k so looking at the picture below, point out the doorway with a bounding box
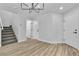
[26,20,39,39]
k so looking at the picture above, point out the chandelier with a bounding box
[20,3,44,13]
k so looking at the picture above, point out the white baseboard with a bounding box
[17,38,27,43]
[36,38,63,44]
[65,42,79,50]
[0,43,1,47]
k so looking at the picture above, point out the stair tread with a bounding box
[3,28,11,29]
[2,31,14,32]
[2,29,13,31]
[3,29,12,30]
[2,39,17,46]
[2,39,16,42]
[2,34,14,36]
[2,34,15,37]
[2,36,16,38]
[2,38,16,42]
[2,32,14,34]
[2,36,15,38]
[2,37,16,40]
[3,27,11,28]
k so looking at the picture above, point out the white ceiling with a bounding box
[0,3,79,18]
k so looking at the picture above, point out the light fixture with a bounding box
[20,3,44,13]
[59,6,64,10]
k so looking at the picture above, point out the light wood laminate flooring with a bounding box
[0,39,79,56]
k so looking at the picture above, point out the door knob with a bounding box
[73,32,77,34]
[75,29,77,31]
[73,29,77,34]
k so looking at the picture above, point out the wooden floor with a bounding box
[0,39,79,56]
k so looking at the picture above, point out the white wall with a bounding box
[0,10,13,26]
[11,14,19,42]
[36,13,64,43]
[16,14,27,42]
[11,13,27,42]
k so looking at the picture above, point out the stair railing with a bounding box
[0,16,3,47]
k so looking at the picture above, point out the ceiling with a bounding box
[0,3,79,18]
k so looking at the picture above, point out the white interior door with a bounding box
[26,20,39,39]
[32,21,39,39]
[26,20,32,38]
[64,13,79,48]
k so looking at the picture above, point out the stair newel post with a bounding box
[0,17,2,47]
[0,28,1,47]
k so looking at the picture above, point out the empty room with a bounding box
[0,3,79,56]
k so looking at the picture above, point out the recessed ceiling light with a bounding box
[59,6,63,10]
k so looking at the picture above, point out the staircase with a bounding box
[1,25,17,46]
